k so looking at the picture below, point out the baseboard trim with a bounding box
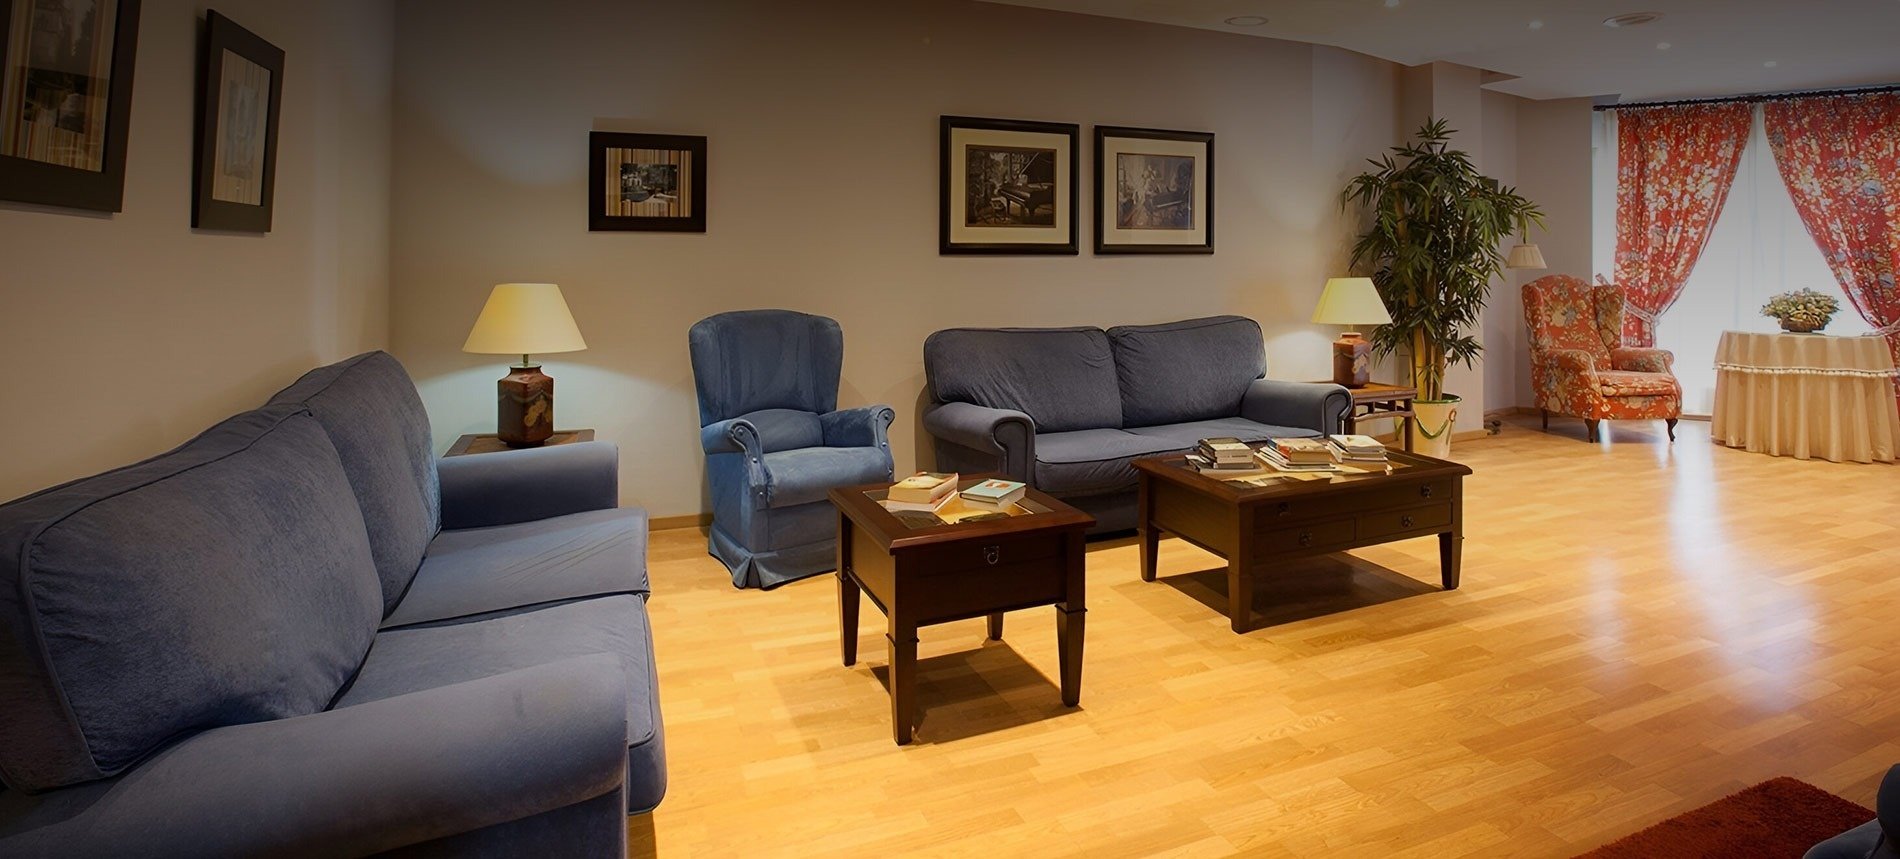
[650,512,712,532]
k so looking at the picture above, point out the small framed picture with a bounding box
[589,131,706,232]
[0,0,143,212]
[940,115,1078,255]
[192,10,283,232]
[1094,126,1213,254]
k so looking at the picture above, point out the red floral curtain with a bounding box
[1763,92,1900,370]
[1614,103,1753,345]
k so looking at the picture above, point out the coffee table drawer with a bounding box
[906,531,1063,577]
[1255,519,1356,553]
[1358,502,1452,540]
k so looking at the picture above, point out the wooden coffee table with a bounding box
[829,478,1095,745]
[1134,447,1471,633]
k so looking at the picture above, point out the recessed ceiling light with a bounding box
[1764,60,1778,67]
[1529,19,1544,29]
[1603,12,1662,27]
[1223,14,1268,26]
[1656,41,1671,50]
[1384,0,1401,7]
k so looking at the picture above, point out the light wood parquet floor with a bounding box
[633,417,1900,857]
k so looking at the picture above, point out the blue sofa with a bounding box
[922,316,1351,532]
[689,310,896,589]
[0,352,663,857]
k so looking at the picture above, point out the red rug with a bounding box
[1578,777,1872,858]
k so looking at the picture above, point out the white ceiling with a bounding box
[979,0,1900,102]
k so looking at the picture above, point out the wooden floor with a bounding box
[634,417,1900,857]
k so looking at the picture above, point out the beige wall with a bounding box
[0,0,394,502]
[1510,97,1599,408]
[390,0,1403,519]
[1480,88,1524,415]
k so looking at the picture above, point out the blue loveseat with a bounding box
[0,352,662,857]
[923,316,1351,532]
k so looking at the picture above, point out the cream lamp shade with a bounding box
[462,283,588,360]
[1506,243,1548,270]
[1311,277,1393,326]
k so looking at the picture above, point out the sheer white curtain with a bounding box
[1592,108,1871,416]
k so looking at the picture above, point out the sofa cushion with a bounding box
[338,595,665,812]
[737,408,824,453]
[926,327,1122,432]
[1107,316,1267,427]
[1122,417,1321,449]
[1596,371,1679,398]
[762,446,893,509]
[382,508,651,630]
[1032,429,1180,496]
[0,406,382,792]
[269,352,440,616]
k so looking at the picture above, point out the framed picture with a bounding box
[589,131,706,232]
[1094,126,1213,254]
[940,115,1078,255]
[192,10,282,232]
[0,0,142,212]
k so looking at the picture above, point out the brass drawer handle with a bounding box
[984,545,1000,565]
[1276,502,1290,517]
[1401,515,1415,528]
[1419,485,1434,499]
[1298,531,1313,547]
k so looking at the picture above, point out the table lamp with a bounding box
[462,283,587,447]
[1311,277,1393,388]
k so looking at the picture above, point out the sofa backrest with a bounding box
[270,351,439,614]
[925,327,1123,433]
[1107,316,1266,427]
[689,310,843,426]
[0,406,383,793]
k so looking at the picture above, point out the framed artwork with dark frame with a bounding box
[589,131,706,232]
[0,0,143,212]
[1094,126,1214,255]
[940,115,1078,255]
[192,10,282,232]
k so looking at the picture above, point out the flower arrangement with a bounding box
[1760,288,1841,333]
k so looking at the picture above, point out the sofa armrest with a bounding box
[0,655,630,858]
[438,441,620,530]
[1241,379,1351,435]
[922,402,1035,482]
[821,405,896,449]
[700,417,763,457]
[1540,348,1603,382]
[1611,347,1674,375]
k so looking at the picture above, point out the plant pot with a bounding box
[1410,395,1461,458]
[1778,318,1827,334]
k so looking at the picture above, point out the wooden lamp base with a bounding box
[1332,332,1372,388]
[497,364,554,447]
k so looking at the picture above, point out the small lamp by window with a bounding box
[463,283,587,447]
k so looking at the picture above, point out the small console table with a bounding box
[1712,331,1897,463]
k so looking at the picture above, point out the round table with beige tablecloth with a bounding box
[1712,331,1899,463]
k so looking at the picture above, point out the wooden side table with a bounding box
[444,428,595,457]
[1313,382,1417,452]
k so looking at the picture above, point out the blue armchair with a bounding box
[689,310,895,589]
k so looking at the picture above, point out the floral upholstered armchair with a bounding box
[1523,275,1682,443]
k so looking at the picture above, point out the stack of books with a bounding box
[1326,434,1388,464]
[960,478,1027,511]
[884,472,958,512]
[1259,438,1342,473]
[1187,437,1270,477]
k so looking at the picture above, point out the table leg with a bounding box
[1402,399,1415,452]
[1057,605,1085,706]
[1138,474,1159,582]
[1228,528,1255,634]
[838,513,859,666]
[987,612,1004,641]
[1439,528,1462,590]
[888,619,918,745]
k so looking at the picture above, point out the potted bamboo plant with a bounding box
[1342,119,1542,456]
